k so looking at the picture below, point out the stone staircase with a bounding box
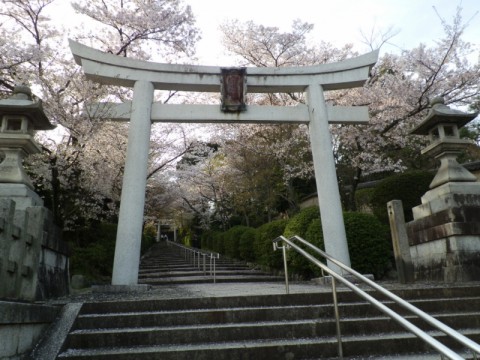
[43,242,480,359]
[53,285,480,359]
[138,242,284,285]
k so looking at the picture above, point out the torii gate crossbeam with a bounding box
[70,40,378,286]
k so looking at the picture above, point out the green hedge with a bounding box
[254,219,288,269]
[344,212,391,278]
[283,206,321,277]
[304,218,324,276]
[283,206,320,238]
[68,223,117,281]
[141,223,157,255]
[239,227,257,261]
[67,222,157,283]
[199,205,391,280]
[200,230,211,250]
[355,187,375,213]
[223,225,251,258]
[370,170,433,223]
[281,207,391,279]
[211,231,225,254]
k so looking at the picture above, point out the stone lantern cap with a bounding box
[0,85,55,130]
[410,97,478,135]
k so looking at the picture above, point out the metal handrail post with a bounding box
[213,254,217,283]
[282,245,289,294]
[331,277,343,358]
[273,239,290,294]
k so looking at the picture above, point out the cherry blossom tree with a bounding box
[0,0,200,229]
[333,7,480,208]
[2,1,478,233]
[215,11,480,213]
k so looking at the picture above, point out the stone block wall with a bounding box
[0,301,59,360]
[407,205,480,282]
[0,199,69,302]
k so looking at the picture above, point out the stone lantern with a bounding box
[402,97,480,282]
[411,97,478,189]
[0,85,55,208]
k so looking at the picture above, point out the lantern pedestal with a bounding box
[0,183,43,210]
[407,180,480,282]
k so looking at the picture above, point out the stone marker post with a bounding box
[387,200,414,283]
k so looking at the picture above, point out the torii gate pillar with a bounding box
[307,84,350,267]
[70,40,378,285]
[111,81,153,285]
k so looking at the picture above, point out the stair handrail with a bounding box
[273,235,480,360]
[166,240,220,282]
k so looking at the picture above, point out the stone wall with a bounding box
[0,199,69,302]
[0,301,60,360]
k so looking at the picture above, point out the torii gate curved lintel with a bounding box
[69,40,378,286]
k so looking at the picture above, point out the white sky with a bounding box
[186,0,480,65]
[48,0,480,65]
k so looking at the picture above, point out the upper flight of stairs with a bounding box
[138,242,284,285]
[54,284,480,359]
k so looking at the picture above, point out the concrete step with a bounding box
[138,275,284,285]
[55,289,480,359]
[65,312,480,350]
[57,327,480,359]
[53,241,480,359]
[138,267,257,276]
[58,337,340,359]
[72,299,480,331]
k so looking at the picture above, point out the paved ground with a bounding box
[46,281,323,304]
[45,279,480,305]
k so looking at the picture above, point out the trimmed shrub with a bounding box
[201,230,214,250]
[254,219,288,269]
[370,170,434,224]
[239,227,257,261]
[68,223,117,282]
[68,222,159,283]
[304,219,325,276]
[283,206,321,277]
[355,187,375,213]
[141,223,157,255]
[283,206,320,238]
[224,225,251,259]
[298,212,391,279]
[211,231,225,254]
[344,212,391,279]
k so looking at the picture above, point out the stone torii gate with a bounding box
[70,40,378,286]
